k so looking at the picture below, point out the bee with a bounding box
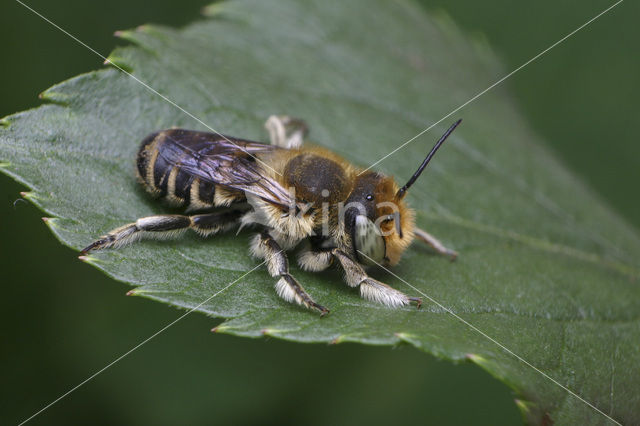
[82,115,460,315]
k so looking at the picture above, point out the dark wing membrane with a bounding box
[156,129,294,209]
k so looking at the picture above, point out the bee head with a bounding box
[344,172,414,267]
[344,119,461,266]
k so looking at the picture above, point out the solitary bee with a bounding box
[83,116,460,315]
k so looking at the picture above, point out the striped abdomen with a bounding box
[136,129,244,211]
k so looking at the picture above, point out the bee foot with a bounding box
[409,297,422,309]
[311,302,330,317]
[80,238,110,254]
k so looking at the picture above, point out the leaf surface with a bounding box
[1,0,639,423]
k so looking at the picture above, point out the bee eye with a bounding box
[365,194,373,201]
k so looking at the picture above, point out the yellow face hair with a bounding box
[371,176,414,266]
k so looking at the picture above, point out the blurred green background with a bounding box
[1,0,637,424]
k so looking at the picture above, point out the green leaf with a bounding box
[1,0,639,423]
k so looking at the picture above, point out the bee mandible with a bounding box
[82,116,461,315]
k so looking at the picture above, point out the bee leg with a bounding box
[81,209,245,253]
[264,115,308,149]
[297,247,333,272]
[331,249,422,308]
[251,232,329,316]
[414,228,458,261]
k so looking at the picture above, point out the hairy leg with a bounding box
[297,247,333,272]
[82,209,246,253]
[264,115,308,149]
[250,231,329,315]
[332,249,421,308]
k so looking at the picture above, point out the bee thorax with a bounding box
[245,193,315,240]
[284,153,351,204]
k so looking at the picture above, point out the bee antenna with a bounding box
[396,119,462,199]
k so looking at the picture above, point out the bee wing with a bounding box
[156,129,294,210]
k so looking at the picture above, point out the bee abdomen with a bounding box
[136,131,211,209]
[136,130,243,210]
[188,178,217,210]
